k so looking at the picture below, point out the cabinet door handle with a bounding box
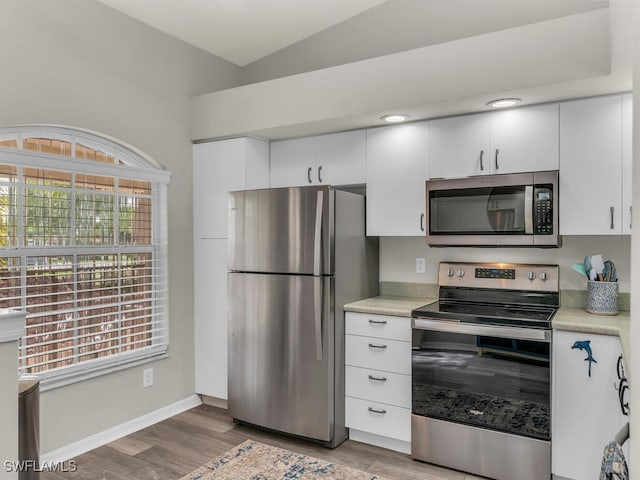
[630,206,632,230]
[368,343,387,349]
[368,407,387,414]
[307,167,313,184]
[368,375,387,382]
[317,166,323,183]
[368,319,387,325]
[420,213,425,232]
[610,206,615,230]
[495,149,500,170]
[480,150,484,171]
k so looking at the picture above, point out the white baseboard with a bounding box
[348,429,411,455]
[40,394,202,463]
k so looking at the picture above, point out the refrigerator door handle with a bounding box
[314,276,323,361]
[313,190,324,276]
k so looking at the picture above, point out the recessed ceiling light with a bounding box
[487,98,521,109]
[381,114,408,123]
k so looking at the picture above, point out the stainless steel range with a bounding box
[411,262,558,480]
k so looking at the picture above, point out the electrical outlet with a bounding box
[416,257,426,274]
[143,368,153,388]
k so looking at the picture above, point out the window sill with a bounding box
[38,352,170,393]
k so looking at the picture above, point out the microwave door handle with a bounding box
[524,185,534,234]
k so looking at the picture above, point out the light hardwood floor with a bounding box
[40,404,486,480]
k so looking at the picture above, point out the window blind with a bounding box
[0,128,170,384]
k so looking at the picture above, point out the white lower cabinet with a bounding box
[194,238,228,398]
[345,397,410,442]
[345,312,411,451]
[552,330,628,480]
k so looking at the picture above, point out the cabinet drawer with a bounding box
[345,335,411,375]
[346,366,410,408]
[345,396,410,442]
[345,312,411,342]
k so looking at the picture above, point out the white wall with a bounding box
[0,0,241,453]
[380,236,631,292]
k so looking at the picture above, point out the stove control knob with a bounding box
[527,271,536,281]
[456,269,465,278]
[539,272,548,281]
[445,269,454,277]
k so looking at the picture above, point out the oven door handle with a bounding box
[412,318,551,343]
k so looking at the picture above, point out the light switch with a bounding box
[416,257,426,274]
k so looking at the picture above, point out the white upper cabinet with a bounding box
[622,93,633,234]
[560,95,623,235]
[270,130,366,187]
[490,103,559,174]
[366,122,429,236]
[269,136,316,188]
[193,137,270,239]
[429,113,491,178]
[429,103,559,178]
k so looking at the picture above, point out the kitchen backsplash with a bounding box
[379,235,631,293]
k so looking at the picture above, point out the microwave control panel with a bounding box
[534,186,553,234]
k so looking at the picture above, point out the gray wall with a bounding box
[0,341,18,480]
[380,236,631,292]
[239,0,606,86]
[0,0,241,453]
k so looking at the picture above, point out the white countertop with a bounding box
[344,296,437,317]
[553,307,630,364]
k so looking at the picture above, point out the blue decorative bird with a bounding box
[572,340,597,377]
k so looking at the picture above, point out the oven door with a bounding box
[411,318,552,480]
[412,318,551,440]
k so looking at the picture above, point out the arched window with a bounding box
[0,126,170,387]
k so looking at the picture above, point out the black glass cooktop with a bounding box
[412,300,555,329]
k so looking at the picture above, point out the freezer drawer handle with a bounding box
[368,343,387,349]
[368,319,387,325]
[368,407,387,415]
[368,375,387,382]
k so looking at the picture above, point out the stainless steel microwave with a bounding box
[426,171,559,247]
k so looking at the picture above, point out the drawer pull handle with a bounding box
[368,407,387,414]
[368,343,387,349]
[368,319,387,325]
[368,375,387,382]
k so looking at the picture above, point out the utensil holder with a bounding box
[587,280,619,315]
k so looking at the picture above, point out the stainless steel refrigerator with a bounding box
[228,185,378,447]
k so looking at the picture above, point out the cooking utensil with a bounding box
[584,256,592,275]
[591,254,605,277]
[603,260,617,282]
[572,263,587,276]
[589,268,598,281]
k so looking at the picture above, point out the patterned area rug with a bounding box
[181,440,387,480]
